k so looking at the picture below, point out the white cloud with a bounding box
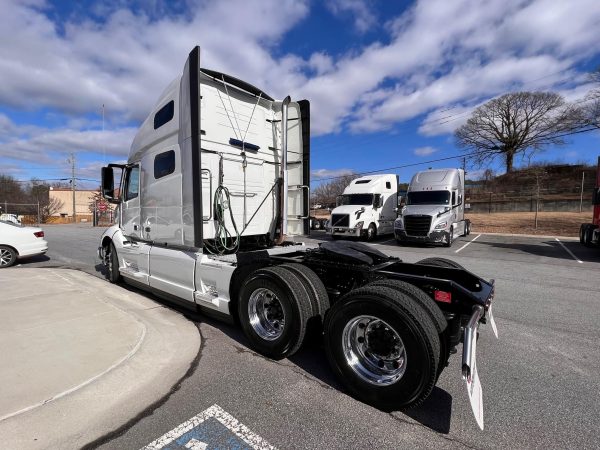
[311,168,355,179]
[413,146,437,156]
[1,0,600,172]
[326,0,377,33]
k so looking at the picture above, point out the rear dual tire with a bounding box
[324,285,440,410]
[238,265,325,359]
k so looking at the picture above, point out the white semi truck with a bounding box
[395,168,471,247]
[326,174,399,241]
[98,46,496,425]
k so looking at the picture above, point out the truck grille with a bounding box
[331,214,349,227]
[404,215,432,236]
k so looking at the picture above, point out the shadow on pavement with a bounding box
[14,254,51,266]
[190,310,453,434]
[478,238,600,263]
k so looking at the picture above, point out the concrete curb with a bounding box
[0,268,201,450]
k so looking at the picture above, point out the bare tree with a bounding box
[312,173,357,207]
[40,197,64,223]
[583,69,600,129]
[455,92,584,173]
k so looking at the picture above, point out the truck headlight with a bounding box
[435,221,447,230]
[394,219,403,229]
[355,221,364,229]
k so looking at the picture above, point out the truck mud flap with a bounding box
[461,281,498,430]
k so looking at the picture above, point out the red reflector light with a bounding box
[434,290,452,303]
[34,231,44,238]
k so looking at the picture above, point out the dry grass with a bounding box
[466,211,592,237]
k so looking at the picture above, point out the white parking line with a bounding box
[142,404,276,450]
[455,234,481,253]
[555,238,583,264]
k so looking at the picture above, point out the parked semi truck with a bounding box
[326,174,399,241]
[579,156,600,248]
[395,168,471,247]
[98,46,496,428]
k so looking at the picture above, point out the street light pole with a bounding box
[69,152,77,223]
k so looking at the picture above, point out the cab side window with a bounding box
[124,166,140,201]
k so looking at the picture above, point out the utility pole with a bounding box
[70,152,76,223]
[579,171,585,213]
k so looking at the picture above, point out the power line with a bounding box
[311,126,599,183]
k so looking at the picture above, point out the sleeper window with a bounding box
[154,150,175,179]
[153,100,174,129]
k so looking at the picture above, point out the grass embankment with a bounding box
[466,211,591,237]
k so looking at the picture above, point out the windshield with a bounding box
[407,190,450,205]
[338,194,374,206]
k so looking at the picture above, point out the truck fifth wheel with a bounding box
[98,45,497,428]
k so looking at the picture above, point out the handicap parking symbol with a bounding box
[142,404,275,450]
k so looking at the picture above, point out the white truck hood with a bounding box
[402,205,450,217]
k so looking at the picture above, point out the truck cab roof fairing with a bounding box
[200,68,274,102]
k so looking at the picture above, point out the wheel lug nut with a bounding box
[378,360,385,368]
[357,336,364,343]
[358,323,365,329]
[392,361,400,369]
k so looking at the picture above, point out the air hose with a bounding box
[204,185,240,255]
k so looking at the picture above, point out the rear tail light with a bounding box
[434,290,452,303]
[34,231,44,238]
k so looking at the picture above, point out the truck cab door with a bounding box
[119,164,150,284]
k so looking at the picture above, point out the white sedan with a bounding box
[0,220,48,268]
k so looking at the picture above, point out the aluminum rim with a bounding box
[0,248,14,267]
[342,315,407,386]
[248,288,286,341]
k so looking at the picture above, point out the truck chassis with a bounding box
[100,236,495,420]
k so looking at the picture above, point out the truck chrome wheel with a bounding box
[248,288,286,341]
[342,315,407,386]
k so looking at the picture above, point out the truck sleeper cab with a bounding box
[326,174,399,241]
[99,46,496,427]
[395,168,471,247]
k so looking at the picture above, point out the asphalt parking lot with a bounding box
[9,224,600,449]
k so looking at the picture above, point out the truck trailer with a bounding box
[98,46,496,428]
[395,168,471,247]
[326,174,399,241]
[579,156,600,248]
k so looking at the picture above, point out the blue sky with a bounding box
[1,0,599,189]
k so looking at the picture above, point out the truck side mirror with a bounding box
[101,166,121,204]
[336,195,342,207]
[458,194,463,205]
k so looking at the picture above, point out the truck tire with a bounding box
[580,224,588,244]
[278,263,330,319]
[366,223,377,242]
[416,257,465,271]
[106,242,121,283]
[583,225,596,247]
[462,220,471,237]
[313,220,321,230]
[444,227,453,247]
[366,279,449,379]
[0,245,17,268]
[324,285,440,410]
[239,266,312,359]
[366,280,446,334]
